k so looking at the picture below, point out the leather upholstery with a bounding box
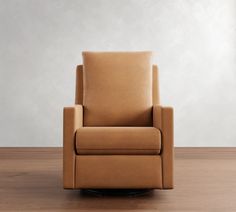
[63,105,83,188]
[75,155,163,188]
[153,105,174,188]
[76,127,161,155]
[82,52,153,126]
[75,64,160,106]
[75,65,83,105]
[152,65,160,105]
[63,51,174,189]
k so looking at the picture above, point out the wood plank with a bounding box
[0,147,235,211]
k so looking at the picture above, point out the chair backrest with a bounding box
[75,52,160,126]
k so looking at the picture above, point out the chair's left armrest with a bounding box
[63,105,83,188]
[153,105,174,189]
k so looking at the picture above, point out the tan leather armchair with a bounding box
[63,52,174,189]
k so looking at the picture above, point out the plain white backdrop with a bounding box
[0,0,236,146]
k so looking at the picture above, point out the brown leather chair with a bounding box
[63,52,174,189]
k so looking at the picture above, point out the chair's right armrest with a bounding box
[153,105,174,189]
[63,105,83,188]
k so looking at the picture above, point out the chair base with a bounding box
[81,189,153,197]
[75,155,163,188]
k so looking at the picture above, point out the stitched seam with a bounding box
[77,149,160,150]
[161,108,164,188]
[73,130,77,188]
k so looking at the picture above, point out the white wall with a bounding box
[0,0,236,147]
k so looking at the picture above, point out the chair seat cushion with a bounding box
[76,127,161,155]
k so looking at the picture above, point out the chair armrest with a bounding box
[63,105,83,188]
[153,105,174,188]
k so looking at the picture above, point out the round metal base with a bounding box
[81,189,153,197]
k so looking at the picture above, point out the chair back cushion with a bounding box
[83,52,153,126]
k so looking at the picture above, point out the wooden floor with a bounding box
[0,148,236,211]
